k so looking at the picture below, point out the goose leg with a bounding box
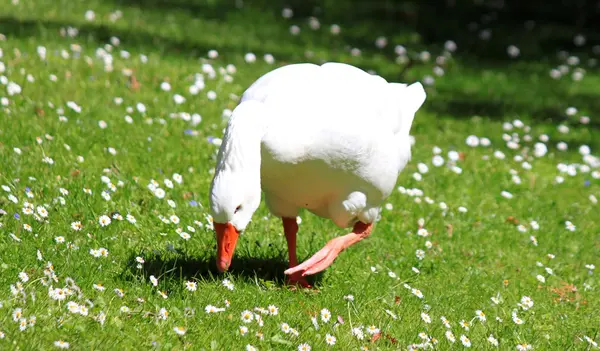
[284,221,373,277]
[282,217,311,288]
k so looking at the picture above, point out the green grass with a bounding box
[1,0,599,349]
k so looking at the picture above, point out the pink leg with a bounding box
[284,221,373,277]
[282,217,311,288]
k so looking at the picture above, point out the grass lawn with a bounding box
[0,0,599,349]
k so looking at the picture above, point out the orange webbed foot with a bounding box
[284,236,345,277]
[284,222,373,277]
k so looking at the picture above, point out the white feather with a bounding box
[209,62,426,231]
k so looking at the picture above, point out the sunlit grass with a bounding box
[0,0,599,349]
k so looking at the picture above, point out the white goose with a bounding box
[209,62,426,287]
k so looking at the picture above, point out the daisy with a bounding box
[411,288,424,298]
[421,312,431,323]
[67,301,80,313]
[170,215,180,224]
[18,272,29,282]
[158,308,168,320]
[12,308,23,321]
[491,294,502,305]
[222,279,234,290]
[149,275,158,286]
[154,188,166,198]
[267,305,278,315]
[512,311,524,325]
[516,343,532,351]
[488,334,499,347]
[352,326,364,340]
[440,316,451,328]
[460,320,470,330]
[241,310,254,323]
[246,345,257,351]
[460,335,471,347]
[71,221,82,231]
[281,323,291,333]
[173,173,183,184]
[298,343,311,351]
[445,330,456,343]
[415,249,425,260]
[98,215,111,227]
[160,216,170,224]
[37,206,48,217]
[475,310,486,322]
[320,308,331,322]
[417,228,429,237]
[254,307,268,315]
[126,214,136,223]
[180,232,191,240]
[520,296,534,310]
[366,325,380,335]
[185,281,197,291]
[239,326,248,336]
[173,326,186,335]
[325,334,336,345]
[54,340,70,349]
[79,306,88,316]
[565,221,576,231]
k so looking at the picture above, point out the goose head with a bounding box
[209,154,262,272]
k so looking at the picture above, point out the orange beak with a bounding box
[214,222,239,272]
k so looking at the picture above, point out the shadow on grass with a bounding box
[3,0,600,136]
[0,16,296,62]
[112,0,238,20]
[123,251,323,288]
[426,89,600,129]
[134,0,600,65]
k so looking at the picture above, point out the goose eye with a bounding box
[234,205,242,214]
